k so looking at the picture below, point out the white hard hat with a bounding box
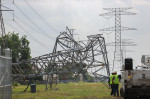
[111,71,117,74]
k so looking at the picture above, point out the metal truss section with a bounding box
[12,27,110,91]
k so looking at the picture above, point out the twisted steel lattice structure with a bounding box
[12,27,110,90]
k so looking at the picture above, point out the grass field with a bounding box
[12,82,122,99]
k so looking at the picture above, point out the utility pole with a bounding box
[0,0,13,54]
[0,0,6,54]
[100,8,136,70]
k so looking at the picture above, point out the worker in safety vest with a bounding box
[112,71,120,96]
[109,71,116,95]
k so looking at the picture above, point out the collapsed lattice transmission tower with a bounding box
[12,27,110,91]
[99,8,136,70]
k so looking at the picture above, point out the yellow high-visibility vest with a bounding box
[110,75,114,84]
[112,75,119,84]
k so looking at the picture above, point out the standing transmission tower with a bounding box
[99,8,136,70]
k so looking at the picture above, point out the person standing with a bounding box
[109,71,115,95]
[112,71,120,96]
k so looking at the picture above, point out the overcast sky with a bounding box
[2,0,150,69]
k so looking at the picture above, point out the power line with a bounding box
[14,20,50,51]
[5,21,23,33]
[14,14,54,39]
[14,3,55,39]
[5,21,52,55]
[24,0,59,34]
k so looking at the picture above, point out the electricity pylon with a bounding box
[100,8,136,70]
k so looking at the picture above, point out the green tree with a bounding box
[0,32,31,73]
[0,32,31,62]
[20,35,31,61]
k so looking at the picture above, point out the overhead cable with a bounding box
[14,14,54,39]
[14,20,50,51]
[14,3,54,39]
[24,0,59,34]
[5,21,23,33]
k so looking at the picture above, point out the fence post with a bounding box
[5,48,12,99]
[0,48,12,99]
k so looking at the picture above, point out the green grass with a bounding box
[12,82,122,99]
